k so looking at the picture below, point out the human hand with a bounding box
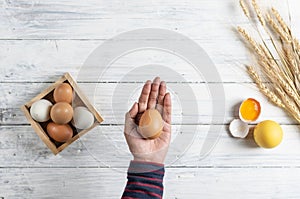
[124,77,172,164]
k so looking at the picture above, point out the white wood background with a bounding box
[1,0,300,198]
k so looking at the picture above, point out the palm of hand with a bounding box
[124,77,172,164]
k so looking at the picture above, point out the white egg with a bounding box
[30,99,53,122]
[72,106,94,129]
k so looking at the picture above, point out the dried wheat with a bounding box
[238,2,300,124]
[276,87,300,122]
[247,66,285,108]
[266,14,291,42]
[271,7,290,34]
[252,0,265,26]
[240,0,250,18]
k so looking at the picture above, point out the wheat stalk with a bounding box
[247,65,285,108]
[238,1,300,123]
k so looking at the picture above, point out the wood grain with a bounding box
[1,0,300,198]
[0,40,251,83]
[1,167,300,199]
[1,125,300,168]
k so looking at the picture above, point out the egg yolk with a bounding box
[240,98,261,121]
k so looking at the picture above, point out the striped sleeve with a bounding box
[121,160,165,199]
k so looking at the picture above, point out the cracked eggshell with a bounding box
[239,98,261,123]
[229,119,249,138]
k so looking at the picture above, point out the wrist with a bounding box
[133,155,165,164]
[128,160,165,174]
[132,159,164,167]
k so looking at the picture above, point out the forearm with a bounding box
[121,161,165,199]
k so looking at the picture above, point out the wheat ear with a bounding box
[252,0,265,26]
[275,87,300,123]
[239,0,250,18]
[247,65,285,108]
[266,14,291,42]
[271,7,290,34]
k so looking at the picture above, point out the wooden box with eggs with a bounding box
[21,73,104,154]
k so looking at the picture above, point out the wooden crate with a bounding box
[21,73,104,154]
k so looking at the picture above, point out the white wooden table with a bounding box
[1,0,300,198]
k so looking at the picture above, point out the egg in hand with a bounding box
[138,109,163,139]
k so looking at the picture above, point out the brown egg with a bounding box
[138,109,163,139]
[53,83,73,104]
[50,102,73,124]
[47,122,73,142]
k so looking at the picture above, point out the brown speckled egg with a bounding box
[138,109,163,139]
[50,102,73,124]
[53,83,73,104]
[47,122,73,142]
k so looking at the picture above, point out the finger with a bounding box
[147,77,161,109]
[157,81,166,106]
[162,93,172,124]
[156,81,166,114]
[129,102,138,119]
[138,80,151,113]
[125,103,142,139]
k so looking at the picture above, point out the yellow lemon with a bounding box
[253,120,283,148]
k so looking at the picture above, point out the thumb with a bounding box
[125,102,139,126]
[125,102,143,139]
[128,102,138,119]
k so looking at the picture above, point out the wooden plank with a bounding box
[0,0,257,40]
[0,0,299,83]
[0,0,298,40]
[0,39,251,83]
[1,125,300,168]
[1,167,300,198]
[0,82,294,125]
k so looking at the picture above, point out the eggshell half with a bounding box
[229,119,249,138]
[239,98,261,123]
